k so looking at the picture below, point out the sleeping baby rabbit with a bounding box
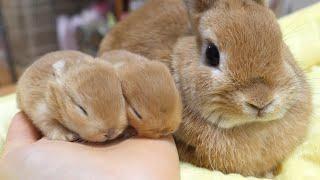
[101,50,182,138]
[17,51,128,142]
[98,0,312,176]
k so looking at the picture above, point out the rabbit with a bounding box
[98,0,191,69]
[98,0,312,177]
[100,50,182,138]
[17,50,128,142]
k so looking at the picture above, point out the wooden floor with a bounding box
[0,85,15,97]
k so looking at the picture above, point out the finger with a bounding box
[2,112,41,156]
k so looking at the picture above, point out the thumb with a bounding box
[2,112,41,156]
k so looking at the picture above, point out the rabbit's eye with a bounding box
[132,107,142,119]
[67,93,88,116]
[77,104,88,116]
[205,43,220,67]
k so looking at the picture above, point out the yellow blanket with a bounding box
[0,3,319,179]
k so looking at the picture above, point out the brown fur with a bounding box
[172,37,311,176]
[101,50,182,138]
[98,0,191,69]
[17,50,127,142]
[98,0,312,176]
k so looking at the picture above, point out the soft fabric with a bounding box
[0,2,319,179]
[0,94,18,154]
[279,3,320,71]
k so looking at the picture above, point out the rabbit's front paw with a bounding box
[47,127,79,141]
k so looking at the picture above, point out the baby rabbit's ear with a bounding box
[46,80,64,109]
[52,60,66,82]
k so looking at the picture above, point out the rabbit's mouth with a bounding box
[216,116,281,129]
[206,108,287,129]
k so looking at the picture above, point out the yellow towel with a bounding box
[279,3,320,70]
[0,3,319,179]
[0,94,18,154]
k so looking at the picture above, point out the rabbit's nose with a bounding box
[245,100,274,117]
[105,128,116,139]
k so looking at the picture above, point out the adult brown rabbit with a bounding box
[98,0,190,69]
[98,0,312,176]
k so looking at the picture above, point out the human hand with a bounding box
[0,113,180,180]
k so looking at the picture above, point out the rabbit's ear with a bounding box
[52,60,66,78]
[52,60,68,85]
[183,0,266,14]
[183,0,216,14]
[182,0,216,34]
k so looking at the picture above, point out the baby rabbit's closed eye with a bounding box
[76,104,88,116]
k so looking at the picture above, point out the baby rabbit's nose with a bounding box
[105,128,115,139]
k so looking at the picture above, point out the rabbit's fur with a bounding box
[99,0,312,176]
[98,0,190,69]
[17,51,127,142]
[101,50,182,138]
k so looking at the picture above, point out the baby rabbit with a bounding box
[17,51,127,142]
[101,50,182,138]
[98,0,312,177]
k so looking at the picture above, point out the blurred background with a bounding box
[0,0,319,96]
